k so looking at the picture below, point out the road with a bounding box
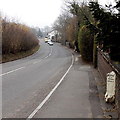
[2,39,72,118]
[2,39,103,118]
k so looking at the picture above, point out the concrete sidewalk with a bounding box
[33,53,103,118]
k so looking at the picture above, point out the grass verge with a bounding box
[1,45,40,63]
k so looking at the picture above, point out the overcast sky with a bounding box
[0,0,115,28]
[0,0,63,28]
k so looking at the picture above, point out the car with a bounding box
[45,37,48,43]
[48,41,53,46]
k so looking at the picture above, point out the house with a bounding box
[47,30,59,42]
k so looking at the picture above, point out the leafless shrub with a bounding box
[2,17,39,54]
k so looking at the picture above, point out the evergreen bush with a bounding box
[78,25,93,62]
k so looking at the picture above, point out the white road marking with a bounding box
[0,67,25,76]
[44,56,49,59]
[33,47,53,64]
[48,47,52,56]
[48,54,51,56]
[27,54,74,119]
[33,60,42,64]
[1,45,53,76]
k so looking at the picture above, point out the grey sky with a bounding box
[98,0,116,6]
[0,0,63,28]
[0,0,115,28]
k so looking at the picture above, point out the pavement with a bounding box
[33,52,104,118]
[2,39,118,119]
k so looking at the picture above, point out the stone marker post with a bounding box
[105,71,116,103]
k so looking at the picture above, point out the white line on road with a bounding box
[48,47,52,57]
[33,47,53,64]
[0,67,25,76]
[44,56,49,59]
[27,54,74,119]
[27,55,74,120]
[33,60,42,64]
[1,45,53,76]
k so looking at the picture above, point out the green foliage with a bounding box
[89,1,120,61]
[78,25,93,62]
[69,1,94,53]
[70,1,80,16]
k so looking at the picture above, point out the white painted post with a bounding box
[105,71,116,103]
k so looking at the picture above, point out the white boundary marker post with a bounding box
[105,71,116,103]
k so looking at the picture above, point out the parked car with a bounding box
[48,41,53,46]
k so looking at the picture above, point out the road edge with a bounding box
[27,54,74,119]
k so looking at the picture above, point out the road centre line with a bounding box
[0,67,25,77]
[27,54,74,119]
[33,60,42,64]
[1,46,53,76]
[2,47,53,75]
[48,47,52,56]
[33,47,52,64]
[44,56,49,59]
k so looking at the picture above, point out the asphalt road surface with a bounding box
[2,39,72,118]
[2,39,103,119]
